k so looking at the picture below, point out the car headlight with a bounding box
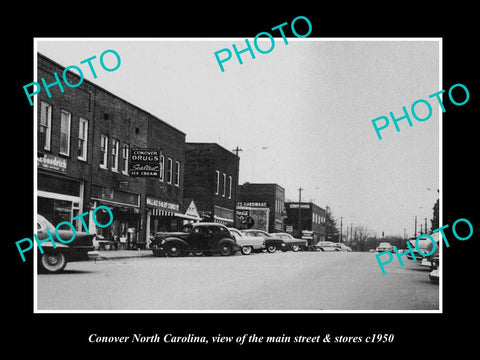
[281,243,285,247]
[160,239,165,245]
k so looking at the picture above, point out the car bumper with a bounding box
[152,246,166,257]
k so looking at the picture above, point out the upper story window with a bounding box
[159,155,165,182]
[122,143,129,175]
[174,161,180,186]
[215,170,220,195]
[59,110,71,156]
[78,118,88,161]
[100,134,108,169]
[39,102,52,151]
[228,176,232,199]
[222,173,226,197]
[111,138,119,172]
[167,158,173,184]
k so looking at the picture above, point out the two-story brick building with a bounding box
[36,53,188,248]
[183,143,239,227]
[284,201,326,245]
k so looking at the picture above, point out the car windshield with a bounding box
[181,224,193,232]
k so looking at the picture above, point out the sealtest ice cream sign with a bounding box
[129,149,161,177]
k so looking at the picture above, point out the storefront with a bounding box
[146,197,202,245]
[37,155,84,230]
[90,185,141,249]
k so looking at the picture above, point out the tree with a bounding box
[325,208,339,242]
[345,225,377,251]
[431,198,439,232]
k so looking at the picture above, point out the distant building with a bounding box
[238,183,285,233]
[284,202,326,245]
[183,143,239,226]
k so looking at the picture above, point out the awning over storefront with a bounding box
[150,208,177,217]
[214,215,234,225]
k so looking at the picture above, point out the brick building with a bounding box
[36,53,189,249]
[237,182,285,233]
[284,202,326,245]
[183,143,239,226]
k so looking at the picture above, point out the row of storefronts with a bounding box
[36,53,200,249]
[36,53,326,247]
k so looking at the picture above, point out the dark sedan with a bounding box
[150,222,240,257]
[37,214,97,273]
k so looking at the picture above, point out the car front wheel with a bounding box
[219,243,234,256]
[291,245,300,252]
[167,244,183,257]
[241,246,253,255]
[39,252,67,273]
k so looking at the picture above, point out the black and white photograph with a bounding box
[7,6,477,354]
[33,38,442,312]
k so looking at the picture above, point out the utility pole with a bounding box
[425,217,428,234]
[325,206,329,241]
[414,215,417,238]
[232,146,242,228]
[297,187,303,238]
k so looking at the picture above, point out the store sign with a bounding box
[146,197,179,212]
[37,154,67,174]
[288,203,311,209]
[129,148,160,177]
[237,201,269,208]
[185,200,200,218]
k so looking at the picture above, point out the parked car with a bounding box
[228,228,264,255]
[272,233,308,252]
[335,243,352,252]
[150,222,240,257]
[241,229,286,253]
[36,214,97,273]
[376,242,394,253]
[317,241,341,251]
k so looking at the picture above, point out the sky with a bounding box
[36,38,440,238]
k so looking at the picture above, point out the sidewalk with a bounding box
[94,249,153,261]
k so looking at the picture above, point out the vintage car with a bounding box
[272,232,308,252]
[227,228,265,255]
[317,241,341,251]
[241,229,286,253]
[150,222,240,257]
[37,214,97,273]
[376,242,394,253]
[335,243,352,252]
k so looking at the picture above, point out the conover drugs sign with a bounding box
[129,148,161,177]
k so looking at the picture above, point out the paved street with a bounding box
[36,251,439,311]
